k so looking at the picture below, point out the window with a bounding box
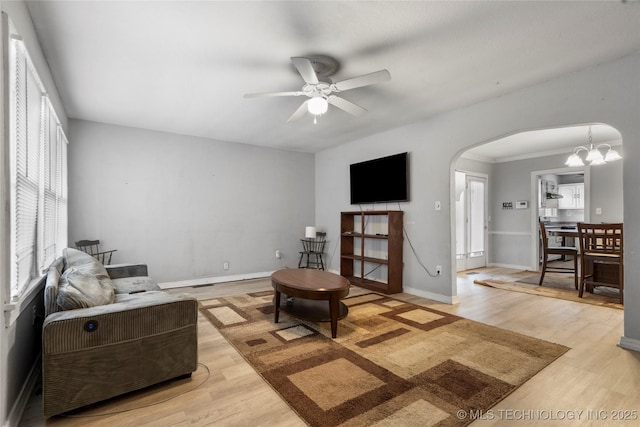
[8,34,68,301]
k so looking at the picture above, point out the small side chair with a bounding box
[75,240,117,265]
[298,232,327,270]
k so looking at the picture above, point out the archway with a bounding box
[450,123,623,297]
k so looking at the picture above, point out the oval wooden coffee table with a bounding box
[271,269,350,338]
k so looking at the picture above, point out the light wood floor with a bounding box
[20,267,640,426]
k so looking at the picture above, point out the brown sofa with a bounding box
[42,248,198,417]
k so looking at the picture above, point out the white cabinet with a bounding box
[558,183,584,209]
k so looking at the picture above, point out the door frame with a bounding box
[529,166,590,270]
[455,170,489,272]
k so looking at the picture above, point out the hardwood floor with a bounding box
[20,268,640,426]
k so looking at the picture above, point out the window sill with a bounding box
[3,276,45,328]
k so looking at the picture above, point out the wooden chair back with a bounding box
[539,222,550,251]
[577,223,623,257]
[75,240,101,255]
[300,232,327,254]
[75,239,117,265]
[577,222,623,304]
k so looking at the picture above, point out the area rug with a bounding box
[474,278,623,310]
[200,292,568,427]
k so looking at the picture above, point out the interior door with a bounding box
[456,172,488,271]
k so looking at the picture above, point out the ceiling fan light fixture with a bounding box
[308,97,328,115]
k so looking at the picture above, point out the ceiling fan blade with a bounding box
[291,57,319,85]
[287,100,309,122]
[327,96,367,116]
[333,69,391,92]
[244,91,303,98]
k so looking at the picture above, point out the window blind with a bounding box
[8,35,68,300]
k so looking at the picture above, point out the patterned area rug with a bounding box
[200,292,568,427]
[475,275,623,310]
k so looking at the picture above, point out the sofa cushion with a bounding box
[57,268,115,310]
[112,276,161,294]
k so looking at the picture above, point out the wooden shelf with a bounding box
[340,210,403,294]
[342,233,389,239]
[340,276,392,293]
[340,254,389,265]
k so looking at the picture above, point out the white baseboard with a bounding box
[403,286,459,305]
[488,262,534,271]
[159,271,273,289]
[618,336,640,352]
[159,270,461,306]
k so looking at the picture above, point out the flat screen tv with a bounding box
[350,152,409,205]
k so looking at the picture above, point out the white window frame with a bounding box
[3,29,68,326]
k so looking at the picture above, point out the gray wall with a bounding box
[316,53,640,347]
[68,120,315,283]
[590,155,624,222]
[487,152,623,269]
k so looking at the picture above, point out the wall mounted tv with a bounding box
[350,152,409,205]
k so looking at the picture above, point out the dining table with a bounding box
[546,225,579,246]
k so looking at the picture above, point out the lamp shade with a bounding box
[307,97,328,115]
[565,153,584,167]
[604,148,622,162]
[305,226,317,238]
[585,146,603,162]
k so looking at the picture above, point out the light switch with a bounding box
[596,207,602,215]
[435,201,441,211]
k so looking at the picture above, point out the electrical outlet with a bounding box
[223,262,229,270]
[436,265,442,275]
[275,249,281,259]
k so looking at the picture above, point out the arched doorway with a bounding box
[452,123,623,295]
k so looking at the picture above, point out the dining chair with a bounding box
[577,223,623,304]
[538,222,578,289]
[75,239,118,265]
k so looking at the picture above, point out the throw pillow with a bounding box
[57,268,115,310]
[64,247,99,268]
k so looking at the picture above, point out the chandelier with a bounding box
[565,125,622,167]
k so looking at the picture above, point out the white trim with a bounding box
[404,286,459,305]
[488,231,531,236]
[3,277,43,328]
[530,165,590,271]
[488,262,533,271]
[618,336,640,353]
[159,271,274,289]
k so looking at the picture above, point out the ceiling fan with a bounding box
[244,56,391,123]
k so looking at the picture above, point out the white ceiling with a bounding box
[25,1,640,153]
